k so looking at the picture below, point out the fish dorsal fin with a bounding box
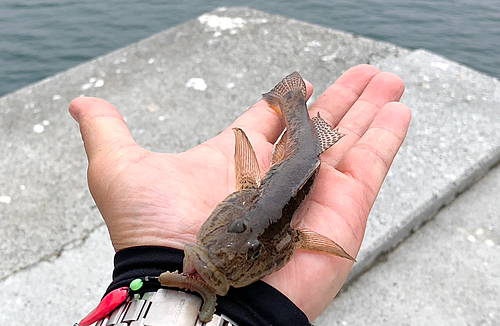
[295,228,356,262]
[311,112,345,154]
[262,72,307,115]
[271,129,294,165]
[233,127,261,190]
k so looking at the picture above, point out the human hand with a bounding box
[69,64,410,321]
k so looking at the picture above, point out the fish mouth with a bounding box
[183,244,230,296]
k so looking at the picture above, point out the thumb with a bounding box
[69,97,137,163]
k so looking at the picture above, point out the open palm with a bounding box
[69,64,410,321]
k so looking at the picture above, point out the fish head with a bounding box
[184,228,294,296]
[183,190,296,295]
[183,243,231,296]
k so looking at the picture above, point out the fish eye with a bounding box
[246,240,261,260]
[250,249,261,259]
[228,219,248,233]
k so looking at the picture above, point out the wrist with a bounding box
[87,288,237,326]
[83,246,310,326]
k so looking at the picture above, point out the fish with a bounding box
[160,72,355,322]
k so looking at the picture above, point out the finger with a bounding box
[69,97,138,163]
[227,79,314,144]
[321,72,406,165]
[202,79,314,166]
[337,102,411,208]
[308,64,382,127]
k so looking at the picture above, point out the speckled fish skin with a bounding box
[183,72,353,297]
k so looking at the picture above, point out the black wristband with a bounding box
[105,246,311,326]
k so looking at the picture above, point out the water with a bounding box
[1,0,499,96]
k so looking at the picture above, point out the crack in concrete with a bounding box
[0,221,106,282]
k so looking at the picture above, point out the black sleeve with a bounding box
[105,246,311,326]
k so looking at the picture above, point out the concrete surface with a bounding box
[354,48,500,281]
[0,226,114,325]
[316,162,500,326]
[0,6,408,281]
[0,7,499,325]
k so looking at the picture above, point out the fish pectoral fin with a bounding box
[312,112,345,154]
[233,127,261,190]
[295,228,356,262]
[262,71,307,115]
[271,129,294,165]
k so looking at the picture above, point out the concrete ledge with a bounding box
[317,158,500,325]
[351,49,500,281]
[0,6,408,280]
[1,7,499,324]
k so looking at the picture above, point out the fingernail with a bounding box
[68,104,80,123]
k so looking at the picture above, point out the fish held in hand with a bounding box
[178,72,355,319]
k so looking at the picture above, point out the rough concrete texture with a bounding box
[351,49,500,281]
[316,162,500,326]
[0,7,499,325]
[0,226,114,325]
[0,6,408,281]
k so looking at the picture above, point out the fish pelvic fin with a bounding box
[295,228,356,262]
[233,127,261,190]
[262,71,307,115]
[312,112,345,154]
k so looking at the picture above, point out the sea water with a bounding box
[0,0,498,96]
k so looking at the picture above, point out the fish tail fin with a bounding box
[262,71,306,115]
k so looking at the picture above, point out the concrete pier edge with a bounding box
[1,7,499,325]
[347,144,500,285]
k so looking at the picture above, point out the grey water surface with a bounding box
[0,0,499,96]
